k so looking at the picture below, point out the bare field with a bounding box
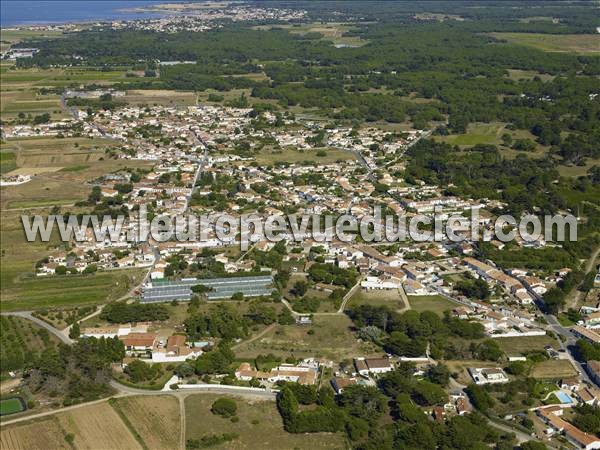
[185,394,347,449]
[123,89,197,106]
[57,402,142,450]
[0,416,70,450]
[347,289,406,310]
[112,396,181,450]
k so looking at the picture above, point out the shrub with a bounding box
[211,398,237,418]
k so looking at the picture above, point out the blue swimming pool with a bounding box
[555,391,574,404]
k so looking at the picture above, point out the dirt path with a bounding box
[179,395,186,450]
[232,323,277,350]
[0,378,21,394]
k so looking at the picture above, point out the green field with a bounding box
[185,394,346,449]
[0,152,17,174]
[490,33,600,54]
[255,146,356,165]
[1,268,146,311]
[440,122,506,146]
[495,335,558,355]
[408,295,457,315]
[0,398,25,416]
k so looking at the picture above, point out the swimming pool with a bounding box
[555,391,574,404]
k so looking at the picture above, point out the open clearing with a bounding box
[111,396,181,450]
[347,288,406,310]
[255,146,356,165]
[185,394,346,449]
[254,22,366,47]
[123,89,197,106]
[408,295,456,315]
[234,314,379,360]
[490,33,600,54]
[57,401,142,450]
[495,335,558,355]
[531,359,578,379]
[1,416,70,450]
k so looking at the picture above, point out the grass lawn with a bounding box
[408,295,456,315]
[489,33,600,54]
[531,359,578,379]
[495,335,558,355]
[0,398,25,416]
[185,394,347,449]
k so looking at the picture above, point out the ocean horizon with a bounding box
[1,1,165,27]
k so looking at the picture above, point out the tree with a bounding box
[411,380,447,406]
[69,322,80,339]
[475,339,503,361]
[211,398,237,418]
[465,384,495,413]
[426,364,450,386]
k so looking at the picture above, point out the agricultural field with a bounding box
[57,401,143,450]
[408,295,456,315]
[234,314,380,360]
[0,151,17,174]
[0,209,147,310]
[530,359,578,379]
[490,33,600,54]
[0,315,59,374]
[0,416,71,450]
[111,396,181,450]
[122,89,197,107]
[185,394,347,450]
[0,137,152,210]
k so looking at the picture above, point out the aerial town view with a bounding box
[0,1,599,449]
